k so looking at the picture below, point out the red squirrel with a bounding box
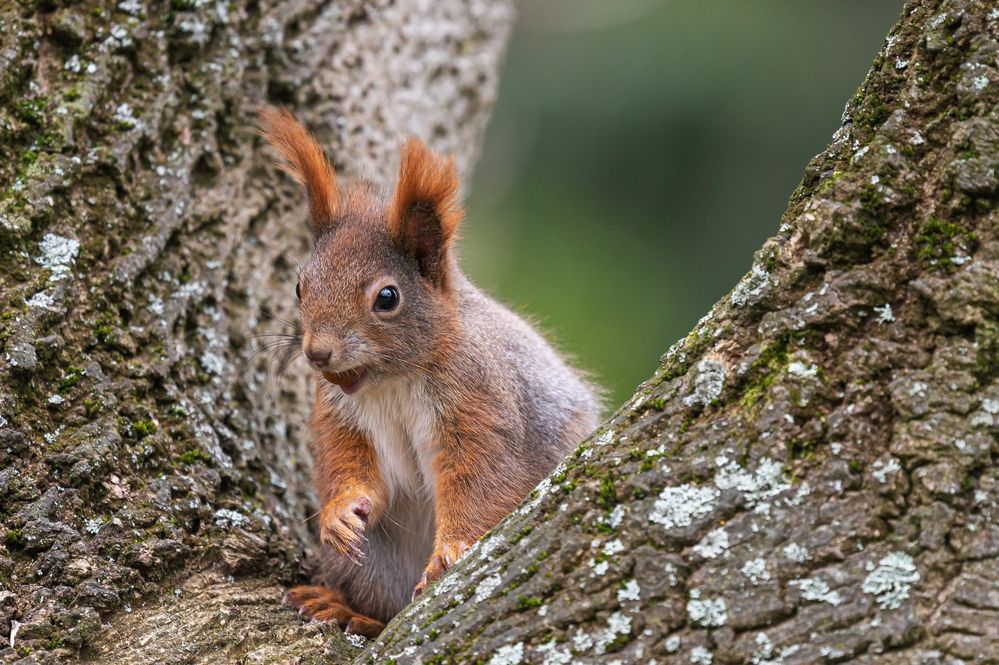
[258,108,602,637]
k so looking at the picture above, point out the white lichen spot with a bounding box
[213,508,249,529]
[665,635,681,653]
[684,358,726,408]
[783,543,810,563]
[535,641,572,665]
[114,103,138,128]
[595,430,615,446]
[862,552,919,610]
[649,484,718,529]
[200,350,225,376]
[971,75,989,92]
[148,294,165,316]
[488,643,524,665]
[687,591,727,627]
[519,473,555,516]
[787,361,819,379]
[617,579,641,603]
[572,629,594,653]
[433,569,463,598]
[174,281,206,300]
[853,145,870,162]
[692,528,729,559]
[596,612,632,653]
[873,303,894,324]
[664,563,679,586]
[108,24,133,48]
[872,457,901,484]
[47,394,65,405]
[176,15,211,45]
[84,518,104,535]
[119,0,143,14]
[741,558,770,585]
[731,263,771,307]
[602,539,624,556]
[474,573,503,603]
[791,577,842,605]
[35,234,80,282]
[895,57,909,69]
[714,457,790,512]
[344,633,367,648]
[25,290,56,309]
[608,504,625,529]
[789,482,810,506]
[751,633,775,665]
[691,645,713,665]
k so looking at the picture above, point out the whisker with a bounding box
[275,351,304,389]
[300,507,323,525]
[246,339,301,365]
[227,292,303,333]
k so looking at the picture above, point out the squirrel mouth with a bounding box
[322,367,367,394]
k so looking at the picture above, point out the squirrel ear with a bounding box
[387,137,463,286]
[258,107,339,233]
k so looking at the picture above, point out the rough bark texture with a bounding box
[0,0,512,662]
[369,1,999,663]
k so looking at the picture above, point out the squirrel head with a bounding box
[258,107,463,394]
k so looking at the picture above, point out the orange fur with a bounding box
[413,400,531,593]
[257,107,339,229]
[310,386,388,560]
[388,137,463,241]
[387,138,464,288]
[284,585,385,638]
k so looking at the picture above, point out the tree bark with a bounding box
[0,0,512,662]
[369,1,999,663]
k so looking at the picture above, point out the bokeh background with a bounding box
[459,0,904,408]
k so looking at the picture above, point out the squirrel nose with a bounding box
[305,348,331,368]
[303,336,333,369]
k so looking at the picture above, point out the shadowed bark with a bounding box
[368,1,999,663]
[0,0,512,662]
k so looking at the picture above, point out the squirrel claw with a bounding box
[319,493,374,565]
[411,540,470,599]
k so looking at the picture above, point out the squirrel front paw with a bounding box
[319,493,374,565]
[412,540,470,599]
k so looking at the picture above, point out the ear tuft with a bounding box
[388,137,463,285]
[258,107,339,230]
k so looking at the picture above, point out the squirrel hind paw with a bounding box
[283,584,385,637]
[283,584,346,608]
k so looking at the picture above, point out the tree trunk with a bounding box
[369,1,999,663]
[0,0,512,662]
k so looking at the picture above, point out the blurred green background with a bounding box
[460,0,904,409]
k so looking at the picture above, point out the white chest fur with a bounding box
[333,376,438,500]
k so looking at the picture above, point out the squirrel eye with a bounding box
[373,286,400,312]
[295,281,301,300]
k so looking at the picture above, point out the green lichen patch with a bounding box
[739,336,793,412]
[915,216,977,269]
